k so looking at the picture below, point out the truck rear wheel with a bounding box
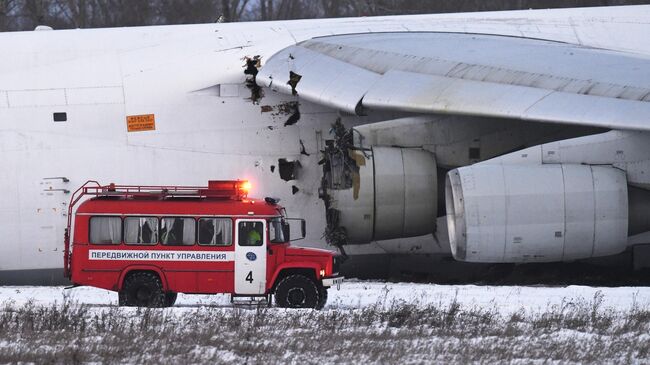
[166,292,178,307]
[119,272,167,308]
[274,274,320,309]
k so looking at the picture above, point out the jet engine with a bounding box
[445,164,629,263]
[322,146,437,244]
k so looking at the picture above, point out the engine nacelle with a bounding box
[446,164,628,263]
[324,147,437,244]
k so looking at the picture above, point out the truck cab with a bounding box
[64,180,343,309]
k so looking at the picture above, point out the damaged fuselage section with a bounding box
[244,55,264,103]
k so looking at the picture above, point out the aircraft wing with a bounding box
[257,32,650,131]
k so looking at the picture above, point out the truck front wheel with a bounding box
[316,286,328,310]
[274,274,320,309]
[119,272,167,308]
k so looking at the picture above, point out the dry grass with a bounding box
[0,293,648,364]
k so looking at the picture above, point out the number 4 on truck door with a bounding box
[235,219,266,295]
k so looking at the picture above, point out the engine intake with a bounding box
[446,164,628,263]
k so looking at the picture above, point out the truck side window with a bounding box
[124,217,158,245]
[239,221,263,246]
[89,217,122,244]
[161,217,195,246]
[198,218,232,246]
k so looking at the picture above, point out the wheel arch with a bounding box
[117,265,168,291]
[270,263,320,292]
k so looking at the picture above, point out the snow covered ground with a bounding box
[2,280,649,315]
[1,281,649,363]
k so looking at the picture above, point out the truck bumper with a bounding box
[322,276,344,288]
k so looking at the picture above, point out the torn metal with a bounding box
[319,118,365,248]
[283,102,300,126]
[322,206,348,248]
[287,71,302,96]
[259,102,300,126]
[278,158,301,181]
[320,118,358,191]
[243,55,263,103]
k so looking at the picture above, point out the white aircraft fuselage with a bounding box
[1,6,649,283]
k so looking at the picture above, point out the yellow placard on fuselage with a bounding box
[126,114,156,132]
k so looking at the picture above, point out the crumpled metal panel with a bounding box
[256,46,380,114]
[258,32,650,129]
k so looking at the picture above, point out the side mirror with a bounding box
[285,218,306,241]
[282,222,290,242]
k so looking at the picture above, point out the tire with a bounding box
[274,274,320,309]
[118,290,128,306]
[316,286,328,310]
[166,292,178,307]
[119,271,167,308]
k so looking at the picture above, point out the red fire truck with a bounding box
[64,180,343,309]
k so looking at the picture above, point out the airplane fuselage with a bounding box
[1,6,649,283]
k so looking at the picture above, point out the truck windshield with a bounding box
[269,217,287,243]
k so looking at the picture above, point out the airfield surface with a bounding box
[1,280,649,363]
